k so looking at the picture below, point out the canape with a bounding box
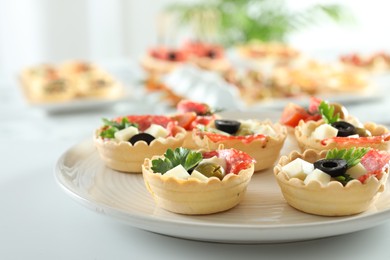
[274,148,390,216]
[142,147,255,214]
[94,115,186,173]
[193,118,287,171]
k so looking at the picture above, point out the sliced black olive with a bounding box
[129,133,155,145]
[206,50,216,59]
[167,52,177,61]
[214,119,241,134]
[331,121,357,137]
[314,159,347,177]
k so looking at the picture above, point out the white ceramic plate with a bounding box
[55,136,390,244]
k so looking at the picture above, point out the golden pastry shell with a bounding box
[142,156,254,215]
[295,119,390,152]
[94,126,186,173]
[193,120,287,172]
[274,149,388,216]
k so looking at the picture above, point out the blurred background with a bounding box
[1,0,389,85]
[1,0,390,115]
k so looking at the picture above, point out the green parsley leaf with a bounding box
[151,148,203,174]
[326,147,370,168]
[319,101,340,124]
[99,117,138,139]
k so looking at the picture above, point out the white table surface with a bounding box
[1,72,390,260]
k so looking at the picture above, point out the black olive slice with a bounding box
[214,119,241,134]
[167,52,177,61]
[331,121,357,137]
[206,50,216,59]
[129,133,155,145]
[314,159,347,177]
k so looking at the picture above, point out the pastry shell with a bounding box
[94,126,186,173]
[274,149,388,216]
[142,157,254,215]
[193,121,287,172]
[295,120,390,152]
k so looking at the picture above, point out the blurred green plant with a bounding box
[165,0,352,46]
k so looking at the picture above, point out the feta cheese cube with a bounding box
[304,169,331,185]
[163,165,190,179]
[144,124,169,139]
[312,124,338,140]
[114,126,139,141]
[346,163,367,179]
[347,117,364,128]
[281,158,314,180]
[252,124,277,137]
[188,170,209,181]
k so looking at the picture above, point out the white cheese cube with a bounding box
[281,158,314,180]
[144,124,169,139]
[347,117,364,128]
[114,126,139,141]
[188,170,209,181]
[239,120,255,130]
[346,163,367,179]
[304,169,331,185]
[347,134,360,138]
[252,124,277,137]
[163,165,190,179]
[312,124,338,140]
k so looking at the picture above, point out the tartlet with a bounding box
[142,147,255,215]
[60,61,123,98]
[20,65,75,103]
[295,119,390,152]
[140,47,188,75]
[274,148,390,216]
[182,41,231,73]
[193,119,287,171]
[94,115,186,173]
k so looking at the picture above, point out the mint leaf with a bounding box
[151,148,203,174]
[319,101,339,124]
[326,147,370,168]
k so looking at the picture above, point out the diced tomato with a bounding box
[280,103,321,127]
[170,112,197,130]
[190,115,215,129]
[308,97,322,114]
[197,131,266,144]
[115,115,175,131]
[358,149,390,183]
[202,148,255,175]
[177,100,210,115]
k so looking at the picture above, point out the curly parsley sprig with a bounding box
[100,117,138,139]
[318,101,339,124]
[151,148,203,174]
[326,147,370,168]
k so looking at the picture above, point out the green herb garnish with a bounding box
[99,117,138,139]
[326,147,370,168]
[334,174,354,186]
[151,148,203,174]
[319,101,340,124]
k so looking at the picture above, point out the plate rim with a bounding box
[54,139,390,243]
